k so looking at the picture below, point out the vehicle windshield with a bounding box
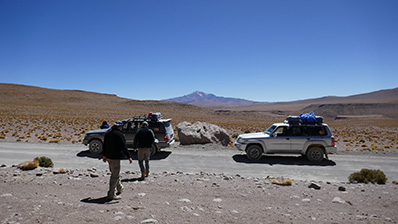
[264,125,277,135]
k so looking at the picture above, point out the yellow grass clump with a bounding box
[17,160,39,171]
[270,177,293,186]
[49,139,60,143]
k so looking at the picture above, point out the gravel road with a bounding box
[1,142,398,182]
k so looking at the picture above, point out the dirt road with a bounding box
[1,142,397,182]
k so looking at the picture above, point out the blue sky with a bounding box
[1,0,397,102]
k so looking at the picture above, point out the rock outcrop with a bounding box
[176,121,231,146]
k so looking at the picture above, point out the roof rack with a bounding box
[284,115,324,125]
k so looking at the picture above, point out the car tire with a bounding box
[89,139,103,154]
[246,145,263,161]
[306,147,324,162]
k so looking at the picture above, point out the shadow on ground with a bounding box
[121,177,145,183]
[76,150,172,160]
[232,154,336,166]
[80,196,119,205]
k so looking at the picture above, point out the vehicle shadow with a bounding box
[232,154,336,166]
[80,196,119,205]
[76,150,172,160]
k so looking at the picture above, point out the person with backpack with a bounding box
[102,121,133,200]
[133,121,156,179]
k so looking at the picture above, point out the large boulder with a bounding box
[177,121,231,146]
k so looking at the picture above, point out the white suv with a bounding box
[234,121,336,162]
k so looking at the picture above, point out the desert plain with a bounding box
[1,83,398,223]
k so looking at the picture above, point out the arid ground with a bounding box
[0,84,398,223]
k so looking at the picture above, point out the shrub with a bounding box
[17,160,39,170]
[348,169,387,184]
[34,156,54,168]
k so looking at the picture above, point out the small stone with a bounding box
[141,218,158,224]
[114,211,124,216]
[301,198,311,203]
[137,193,146,197]
[213,198,222,203]
[338,186,346,191]
[179,198,191,203]
[308,182,321,190]
[90,173,99,178]
[332,197,345,204]
[114,216,122,221]
[180,206,192,212]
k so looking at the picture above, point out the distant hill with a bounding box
[163,91,263,107]
[224,88,398,118]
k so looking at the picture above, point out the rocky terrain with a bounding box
[1,165,397,224]
[1,83,398,223]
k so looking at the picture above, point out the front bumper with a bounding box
[234,142,247,151]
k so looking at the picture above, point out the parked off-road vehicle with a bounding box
[83,113,175,155]
[234,116,336,162]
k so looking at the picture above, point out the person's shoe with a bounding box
[108,195,121,201]
[141,172,146,179]
[116,186,124,195]
[145,172,149,177]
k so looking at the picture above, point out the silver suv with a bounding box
[83,114,175,155]
[234,121,336,162]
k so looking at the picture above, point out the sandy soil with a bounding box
[1,165,397,224]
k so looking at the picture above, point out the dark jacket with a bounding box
[103,126,131,159]
[133,127,155,148]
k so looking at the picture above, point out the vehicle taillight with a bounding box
[164,135,170,142]
[332,137,335,146]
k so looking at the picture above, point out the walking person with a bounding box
[133,121,156,179]
[102,121,133,200]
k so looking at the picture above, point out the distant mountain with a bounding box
[163,91,263,107]
[224,87,398,118]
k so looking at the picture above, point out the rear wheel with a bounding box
[246,145,263,161]
[89,139,103,154]
[306,147,324,162]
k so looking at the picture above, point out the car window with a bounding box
[304,126,327,136]
[274,126,286,135]
[149,122,165,132]
[289,126,303,136]
[265,125,277,134]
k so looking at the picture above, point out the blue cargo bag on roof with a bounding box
[300,112,317,123]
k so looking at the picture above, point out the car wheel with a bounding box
[306,147,324,162]
[246,145,263,161]
[89,139,103,154]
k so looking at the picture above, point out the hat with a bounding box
[142,121,148,127]
[114,121,123,126]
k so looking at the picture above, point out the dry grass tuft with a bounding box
[270,177,293,186]
[17,160,39,171]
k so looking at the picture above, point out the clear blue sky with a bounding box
[1,0,397,102]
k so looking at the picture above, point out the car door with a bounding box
[289,126,307,152]
[122,121,139,147]
[267,126,291,152]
